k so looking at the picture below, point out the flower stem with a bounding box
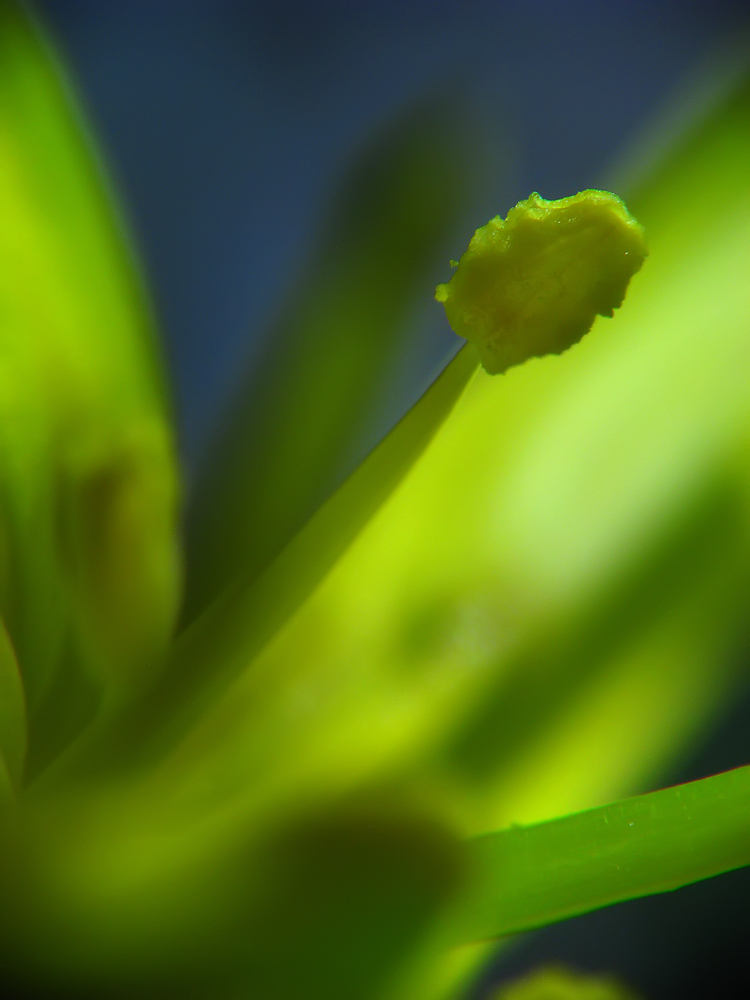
[452,765,750,944]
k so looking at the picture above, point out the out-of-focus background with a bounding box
[29,2,750,997]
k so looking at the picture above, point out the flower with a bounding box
[1,3,750,999]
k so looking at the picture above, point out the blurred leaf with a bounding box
[452,766,750,944]
[0,0,181,770]
[201,804,463,1000]
[0,794,463,1000]
[181,95,490,626]
[62,344,478,776]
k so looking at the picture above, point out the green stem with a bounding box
[452,765,750,944]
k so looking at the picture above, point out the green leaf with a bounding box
[0,0,181,770]
[452,766,750,944]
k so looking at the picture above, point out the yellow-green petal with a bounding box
[0,0,181,767]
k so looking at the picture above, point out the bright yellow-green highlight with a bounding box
[492,966,639,1000]
[436,191,647,374]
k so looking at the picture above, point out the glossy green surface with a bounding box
[456,766,750,943]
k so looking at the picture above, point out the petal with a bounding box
[1,792,463,999]
[0,1,181,769]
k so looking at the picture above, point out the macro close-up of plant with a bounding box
[2,1,750,998]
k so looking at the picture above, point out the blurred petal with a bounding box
[0,1,181,769]
[64,344,477,776]
[1,792,463,1000]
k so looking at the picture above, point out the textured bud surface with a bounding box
[436,190,647,374]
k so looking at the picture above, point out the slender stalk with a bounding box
[452,765,750,944]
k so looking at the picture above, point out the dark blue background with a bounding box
[31,3,750,997]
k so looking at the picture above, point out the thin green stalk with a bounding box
[452,765,750,944]
[40,345,479,784]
